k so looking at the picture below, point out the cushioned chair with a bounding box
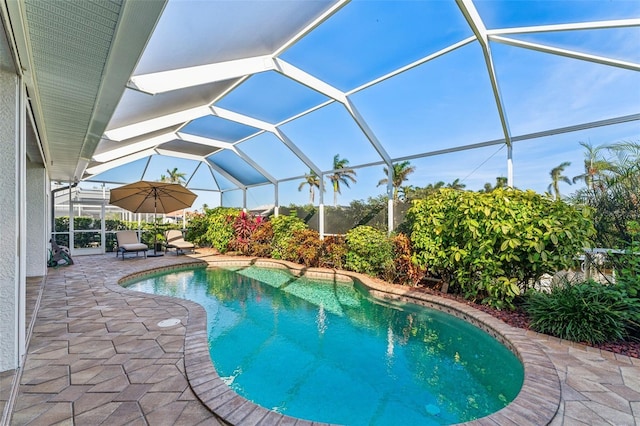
[164,229,195,255]
[116,230,148,260]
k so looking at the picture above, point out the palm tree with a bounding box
[377,161,416,201]
[572,141,611,189]
[446,178,466,190]
[298,170,322,204]
[548,161,572,200]
[162,167,187,184]
[328,154,357,206]
[479,177,507,193]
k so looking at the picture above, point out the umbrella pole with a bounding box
[148,187,164,257]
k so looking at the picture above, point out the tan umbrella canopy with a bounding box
[109,181,197,256]
[109,180,197,214]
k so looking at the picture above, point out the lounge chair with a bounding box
[164,230,195,255]
[116,230,148,260]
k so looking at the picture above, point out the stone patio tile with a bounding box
[631,401,640,419]
[87,373,130,393]
[219,398,255,424]
[73,392,119,415]
[213,394,246,418]
[13,402,73,426]
[13,392,54,410]
[49,384,94,401]
[559,401,606,425]
[174,401,224,425]
[603,384,640,402]
[144,400,189,425]
[74,402,123,424]
[620,366,640,392]
[148,372,189,392]
[565,375,611,393]
[70,365,123,385]
[256,410,285,426]
[581,390,633,413]
[113,338,161,354]
[560,381,590,401]
[20,364,68,385]
[581,401,635,425]
[27,346,69,360]
[21,375,69,394]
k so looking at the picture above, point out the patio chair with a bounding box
[164,229,195,255]
[49,239,74,266]
[115,230,148,260]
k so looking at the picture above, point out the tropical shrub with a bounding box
[609,221,640,297]
[248,221,274,257]
[345,226,393,278]
[570,141,640,248]
[389,233,425,286]
[229,211,263,254]
[407,188,596,309]
[270,214,307,259]
[282,229,324,267]
[320,235,347,270]
[525,279,640,344]
[185,207,240,253]
[185,212,209,246]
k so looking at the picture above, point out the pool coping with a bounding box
[116,257,560,426]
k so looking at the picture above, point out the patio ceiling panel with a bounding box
[207,150,270,187]
[188,163,220,192]
[349,43,505,159]
[103,105,212,142]
[499,26,640,65]
[91,126,182,164]
[492,43,640,136]
[85,156,152,185]
[158,140,220,159]
[280,0,472,92]
[279,102,385,172]
[133,0,337,76]
[141,155,200,183]
[474,0,640,29]
[107,82,234,130]
[215,71,330,124]
[180,115,261,143]
[237,133,310,181]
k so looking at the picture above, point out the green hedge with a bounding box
[406,188,595,309]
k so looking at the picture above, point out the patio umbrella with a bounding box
[109,181,197,256]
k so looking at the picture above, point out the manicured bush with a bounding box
[389,233,426,286]
[248,221,274,258]
[407,188,596,309]
[525,280,640,344]
[282,229,324,267]
[270,214,307,259]
[345,226,393,278]
[320,235,347,270]
[184,207,240,253]
[229,211,263,254]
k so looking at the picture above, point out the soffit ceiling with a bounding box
[4,0,640,192]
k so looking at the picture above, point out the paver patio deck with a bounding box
[2,252,639,425]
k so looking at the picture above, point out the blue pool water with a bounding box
[127,266,523,425]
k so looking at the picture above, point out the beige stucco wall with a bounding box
[0,68,19,371]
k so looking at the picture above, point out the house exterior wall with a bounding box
[0,67,20,372]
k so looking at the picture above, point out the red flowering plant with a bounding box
[229,211,263,254]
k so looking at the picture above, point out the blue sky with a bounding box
[87,0,640,212]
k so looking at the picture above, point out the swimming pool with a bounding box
[127,266,524,425]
